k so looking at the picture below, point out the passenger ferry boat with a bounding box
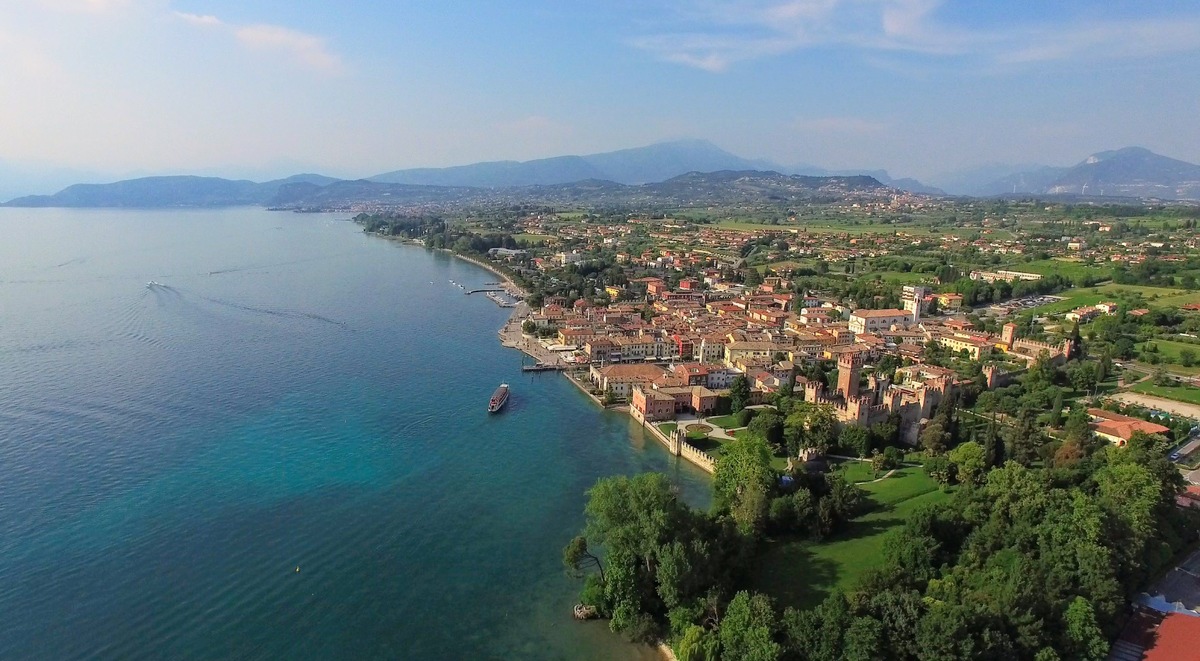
[488,384,510,413]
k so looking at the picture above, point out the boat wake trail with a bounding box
[205,252,358,276]
[186,291,347,328]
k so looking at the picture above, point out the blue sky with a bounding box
[1,0,1199,188]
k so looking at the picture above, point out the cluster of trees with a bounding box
[1111,258,1200,288]
[714,432,865,540]
[973,353,1105,425]
[564,427,869,654]
[950,273,1077,307]
[567,424,1197,660]
[562,474,749,643]
[779,433,1196,661]
[355,212,446,238]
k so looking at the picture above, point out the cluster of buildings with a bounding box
[516,273,1090,445]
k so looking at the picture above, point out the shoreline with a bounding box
[366,231,716,476]
[368,230,699,658]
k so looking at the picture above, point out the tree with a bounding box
[1181,348,1197,367]
[1067,361,1098,394]
[1005,409,1042,466]
[1063,406,1094,447]
[714,436,775,537]
[920,421,950,455]
[785,403,837,457]
[676,625,720,661]
[746,411,785,450]
[925,455,955,485]
[843,617,886,661]
[575,473,703,639]
[563,535,605,582]
[948,441,986,486]
[521,319,537,334]
[730,375,752,413]
[1049,391,1064,428]
[1061,597,1109,661]
[839,425,871,458]
[871,450,888,475]
[719,591,782,661]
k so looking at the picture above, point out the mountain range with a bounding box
[3,141,1198,208]
[970,147,1200,199]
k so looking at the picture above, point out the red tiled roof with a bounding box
[1088,408,1170,441]
[1143,613,1200,661]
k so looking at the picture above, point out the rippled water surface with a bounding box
[0,208,710,660]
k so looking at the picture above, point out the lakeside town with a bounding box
[357,192,1200,660]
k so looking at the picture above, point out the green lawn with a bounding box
[830,459,881,484]
[1139,339,1200,362]
[687,435,731,456]
[657,423,677,435]
[1131,382,1200,406]
[751,469,948,610]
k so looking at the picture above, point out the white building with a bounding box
[849,308,914,335]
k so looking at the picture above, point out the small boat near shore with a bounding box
[488,384,509,413]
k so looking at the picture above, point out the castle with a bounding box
[803,352,954,444]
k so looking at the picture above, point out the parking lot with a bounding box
[982,294,1064,316]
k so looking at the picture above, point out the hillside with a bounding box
[267,170,893,210]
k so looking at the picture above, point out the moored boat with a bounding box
[488,384,509,413]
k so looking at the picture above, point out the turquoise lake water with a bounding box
[0,208,711,660]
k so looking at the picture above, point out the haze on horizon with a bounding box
[2,0,1199,195]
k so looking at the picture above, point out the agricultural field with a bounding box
[714,219,937,236]
[1010,258,1110,280]
[1030,283,1197,315]
[513,233,555,245]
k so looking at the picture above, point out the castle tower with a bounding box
[804,380,824,403]
[983,364,1000,389]
[836,353,863,401]
[1001,322,1018,349]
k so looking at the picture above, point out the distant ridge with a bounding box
[367,139,770,187]
[976,147,1200,200]
[0,139,941,207]
[3,173,339,208]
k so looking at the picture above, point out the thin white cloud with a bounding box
[173,11,343,74]
[234,24,342,73]
[174,11,221,27]
[632,0,1200,71]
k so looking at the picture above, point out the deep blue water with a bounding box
[0,208,710,660]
